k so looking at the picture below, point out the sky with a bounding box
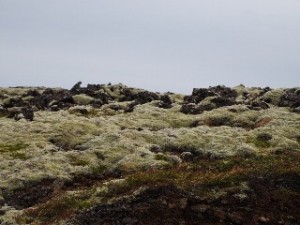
[0,0,299,94]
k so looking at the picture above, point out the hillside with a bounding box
[0,83,299,225]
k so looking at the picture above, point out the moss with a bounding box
[48,135,86,150]
[200,109,235,127]
[90,164,107,175]
[126,170,178,188]
[204,115,232,126]
[253,139,271,148]
[170,93,185,103]
[0,142,29,153]
[48,122,99,150]
[68,106,98,117]
[203,173,246,190]
[154,153,169,161]
[10,151,31,160]
[18,191,93,224]
[0,142,30,159]
[69,157,90,167]
[261,89,285,105]
[72,94,95,105]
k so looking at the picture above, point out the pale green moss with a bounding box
[68,106,98,117]
[72,94,94,105]
[261,89,285,105]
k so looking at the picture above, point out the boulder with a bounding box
[180,152,194,162]
[180,103,205,114]
[158,95,173,108]
[278,88,300,108]
[181,86,237,114]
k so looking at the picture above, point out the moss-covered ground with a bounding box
[0,85,299,224]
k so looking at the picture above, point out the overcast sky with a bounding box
[0,0,299,93]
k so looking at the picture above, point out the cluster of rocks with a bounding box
[277,88,300,112]
[181,85,300,114]
[1,83,299,121]
[0,82,175,121]
[0,105,34,121]
[181,86,238,114]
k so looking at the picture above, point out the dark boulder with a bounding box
[247,101,270,110]
[70,81,82,94]
[184,88,215,104]
[158,95,173,109]
[86,84,105,92]
[180,103,205,114]
[0,105,9,118]
[257,133,272,142]
[92,92,110,107]
[3,97,25,108]
[210,96,236,107]
[278,89,300,108]
[209,85,237,99]
[181,86,237,114]
[124,101,140,113]
[185,85,238,104]
[5,107,34,121]
[120,88,159,103]
[30,89,74,110]
[24,89,41,97]
[119,88,135,102]
[136,91,159,104]
[261,87,272,95]
[20,107,34,121]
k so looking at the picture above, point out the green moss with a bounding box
[72,94,95,105]
[69,157,90,167]
[203,173,246,189]
[126,170,178,187]
[154,153,169,161]
[0,142,29,153]
[48,135,85,150]
[203,112,234,127]
[0,142,30,159]
[19,192,93,223]
[261,89,285,105]
[90,164,107,175]
[48,122,98,150]
[68,107,98,117]
[10,152,31,160]
[253,139,271,148]
[245,136,272,149]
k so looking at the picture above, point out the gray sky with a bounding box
[0,0,299,94]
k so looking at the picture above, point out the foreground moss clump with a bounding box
[0,142,30,160]
[0,84,299,224]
